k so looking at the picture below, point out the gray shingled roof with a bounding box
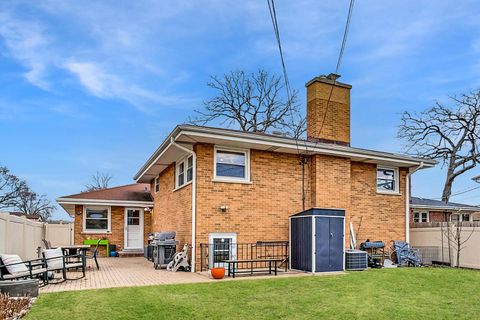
[411,197,480,211]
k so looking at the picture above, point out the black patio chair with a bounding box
[42,248,86,283]
[85,239,101,270]
[0,255,48,286]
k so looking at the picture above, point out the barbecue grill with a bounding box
[151,232,178,269]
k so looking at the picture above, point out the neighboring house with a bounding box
[410,197,480,223]
[8,212,43,221]
[57,184,153,255]
[129,74,435,271]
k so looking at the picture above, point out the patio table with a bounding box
[59,245,90,265]
[60,245,91,256]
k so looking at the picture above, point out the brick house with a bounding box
[57,184,153,256]
[410,197,480,223]
[57,74,436,269]
[131,74,435,271]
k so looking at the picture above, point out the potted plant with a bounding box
[210,267,225,279]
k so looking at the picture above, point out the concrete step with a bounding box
[118,250,144,258]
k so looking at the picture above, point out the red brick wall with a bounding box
[150,163,192,251]
[73,204,150,257]
[350,162,407,245]
[194,144,407,264]
[150,143,409,268]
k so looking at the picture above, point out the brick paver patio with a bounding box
[40,257,210,293]
[39,257,339,293]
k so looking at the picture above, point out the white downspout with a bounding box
[171,138,197,272]
[406,161,424,243]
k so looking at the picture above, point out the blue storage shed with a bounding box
[289,208,345,272]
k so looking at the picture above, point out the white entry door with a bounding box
[124,208,144,249]
[208,233,237,268]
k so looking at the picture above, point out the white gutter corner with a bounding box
[171,138,197,273]
[406,161,424,243]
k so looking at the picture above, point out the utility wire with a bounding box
[424,185,480,201]
[267,0,291,101]
[336,0,355,74]
[310,0,355,151]
[266,0,302,155]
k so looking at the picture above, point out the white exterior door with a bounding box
[208,233,237,268]
[124,208,144,250]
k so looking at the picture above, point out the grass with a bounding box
[26,268,480,320]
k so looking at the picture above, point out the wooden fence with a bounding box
[0,212,73,260]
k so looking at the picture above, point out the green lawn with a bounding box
[27,268,480,320]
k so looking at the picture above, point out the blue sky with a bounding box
[1,1,480,220]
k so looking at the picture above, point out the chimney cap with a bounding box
[305,74,352,89]
[326,73,341,81]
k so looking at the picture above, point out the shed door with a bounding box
[328,217,344,271]
[290,217,312,271]
[315,217,344,272]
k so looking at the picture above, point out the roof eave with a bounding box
[56,197,154,207]
[133,125,436,182]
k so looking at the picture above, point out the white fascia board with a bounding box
[56,198,154,207]
[177,129,435,167]
[134,125,436,182]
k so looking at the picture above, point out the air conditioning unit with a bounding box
[345,249,368,271]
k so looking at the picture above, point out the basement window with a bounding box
[376,166,399,194]
[214,147,250,182]
[83,207,111,233]
[175,155,193,189]
[414,212,428,223]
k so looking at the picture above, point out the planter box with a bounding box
[0,279,39,297]
[83,239,110,256]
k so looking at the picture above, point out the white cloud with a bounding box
[63,61,111,97]
[0,11,52,89]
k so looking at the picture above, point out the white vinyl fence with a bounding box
[410,222,480,269]
[0,212,73,260]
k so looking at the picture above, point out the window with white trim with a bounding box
[414,211,428,223]
[84,207,110,232]
[176,155,193,188]
[154,176,159,193]
[214,147,250,182]
[376,167,399,193]
[451,213,471,222]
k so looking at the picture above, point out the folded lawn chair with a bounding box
[392,241,422,267]
[43,248,86,283]
[0,254,48,286]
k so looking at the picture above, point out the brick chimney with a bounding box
[305,73,352,146]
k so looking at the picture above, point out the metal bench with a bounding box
[224,258,283,278]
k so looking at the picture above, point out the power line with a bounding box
[266,0,292,101]
[310,0,355,150]
[421,185,480,201]
[336,0,355,74]
[266,0,302,155]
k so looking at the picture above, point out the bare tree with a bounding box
[398,90,480,202]
[14,190,55,221]
[190,69,305,138]
[83,172,113,192]
[442,212,476,268]
[0,166,28,209]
